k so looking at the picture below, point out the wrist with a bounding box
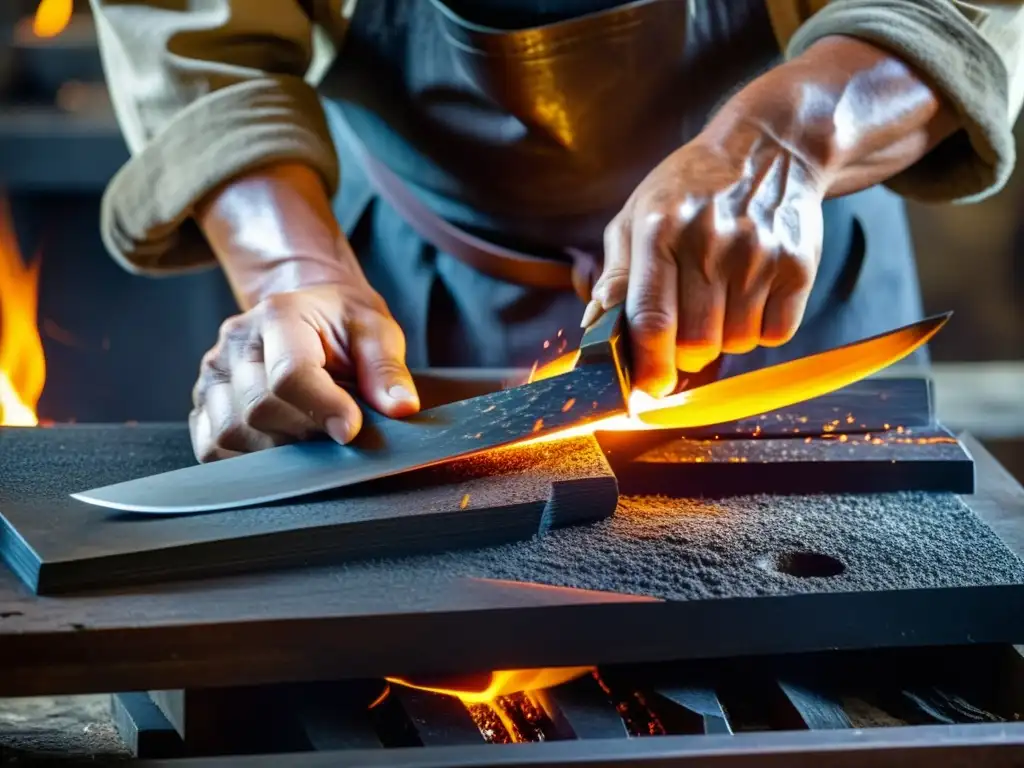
[700,59,841,193]
[196,161,357,308]
[701,35,954,198]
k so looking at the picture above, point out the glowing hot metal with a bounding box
[635,313,949,429]
[522,313,949,445]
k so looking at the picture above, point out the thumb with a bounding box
[350,310,420,418]
[583,217,632,328]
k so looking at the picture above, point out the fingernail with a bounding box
[387,383,417,405]
[580,299,604,329]
[677,354,714,374]
[324,416,352,444]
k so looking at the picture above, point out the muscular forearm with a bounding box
[702,35,960,199]
[196,162,356,310]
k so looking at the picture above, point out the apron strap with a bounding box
[333,108,595,294]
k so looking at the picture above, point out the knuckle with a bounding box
[217,314,250,343]
[776,251,814,292]
[598,264,630,286]
[195,444,221,464]
[638,208,672,240]
[630,307,675,339]
[602,217,626,248]
[209,412,246,449]
[241,391,275,428]
[369,358,409,380]
[267,358,320,397]
[356,288,390,317]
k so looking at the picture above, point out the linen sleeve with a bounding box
[88,0,341,273]
[766,0,1024,204]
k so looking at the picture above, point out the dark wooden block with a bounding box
[146,687,308,756]
[651,686,733,735]
[0,427,617,594]
[111,692,184,759]
[534,675,629,740]
[773,680,852,730]
[389,688,485,746]
[286,682,386,751]
[600,426,975,497]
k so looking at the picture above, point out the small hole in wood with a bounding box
[767,551,845,578]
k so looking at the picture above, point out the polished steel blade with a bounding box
[636,312,950,428]
[70,362,627,514]
[71,307,631,515]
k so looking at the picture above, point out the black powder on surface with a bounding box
[356,490,1024,601]
[3,425,1023,602]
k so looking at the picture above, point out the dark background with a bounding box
[1,2,1021,424]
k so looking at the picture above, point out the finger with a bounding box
[260,306,363,444]
[761,268,815,346]
[349,311,420,418]
[189,407,240,464]
[583,217,632,329]
[721,238,772,356]
[204,377,277,454]
[675,253,726,373]
[229,341,318,440]
[722,281,770,355]
[626,211,678,396]
[761,199,821,346]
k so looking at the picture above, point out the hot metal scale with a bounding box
[1,366,1024,766]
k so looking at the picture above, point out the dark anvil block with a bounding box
[0,419,1022,698]
[0,425,618,594]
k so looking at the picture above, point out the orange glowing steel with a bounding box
[527,350,579,383]
[385,667,592,705]
[0,201,45,427]
[525,314,949,446]
[33,0,73,38]
[637,316,948,428]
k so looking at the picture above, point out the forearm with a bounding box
[196,163,355,310]
[703,35,959,198]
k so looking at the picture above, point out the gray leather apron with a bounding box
[317,0,926,374]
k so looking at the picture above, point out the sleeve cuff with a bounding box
[100,76,339,275]
[787,0,1016,204]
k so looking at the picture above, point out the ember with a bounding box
[386,667,592,744]
[32,0,73,38]
[0,201,45,427]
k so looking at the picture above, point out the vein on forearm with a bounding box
[707,35,960,199]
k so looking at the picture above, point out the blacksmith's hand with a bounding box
[585,36,958,397]
[589,125,824,396]
[189,163,420,463]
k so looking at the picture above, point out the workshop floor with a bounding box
[0,695,129,765]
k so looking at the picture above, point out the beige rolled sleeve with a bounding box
[89,1,340,274]
[768,0,1024,204]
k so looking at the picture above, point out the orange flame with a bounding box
[33,0,74,39]
[0,202,45,427]
[386,666,592,705]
